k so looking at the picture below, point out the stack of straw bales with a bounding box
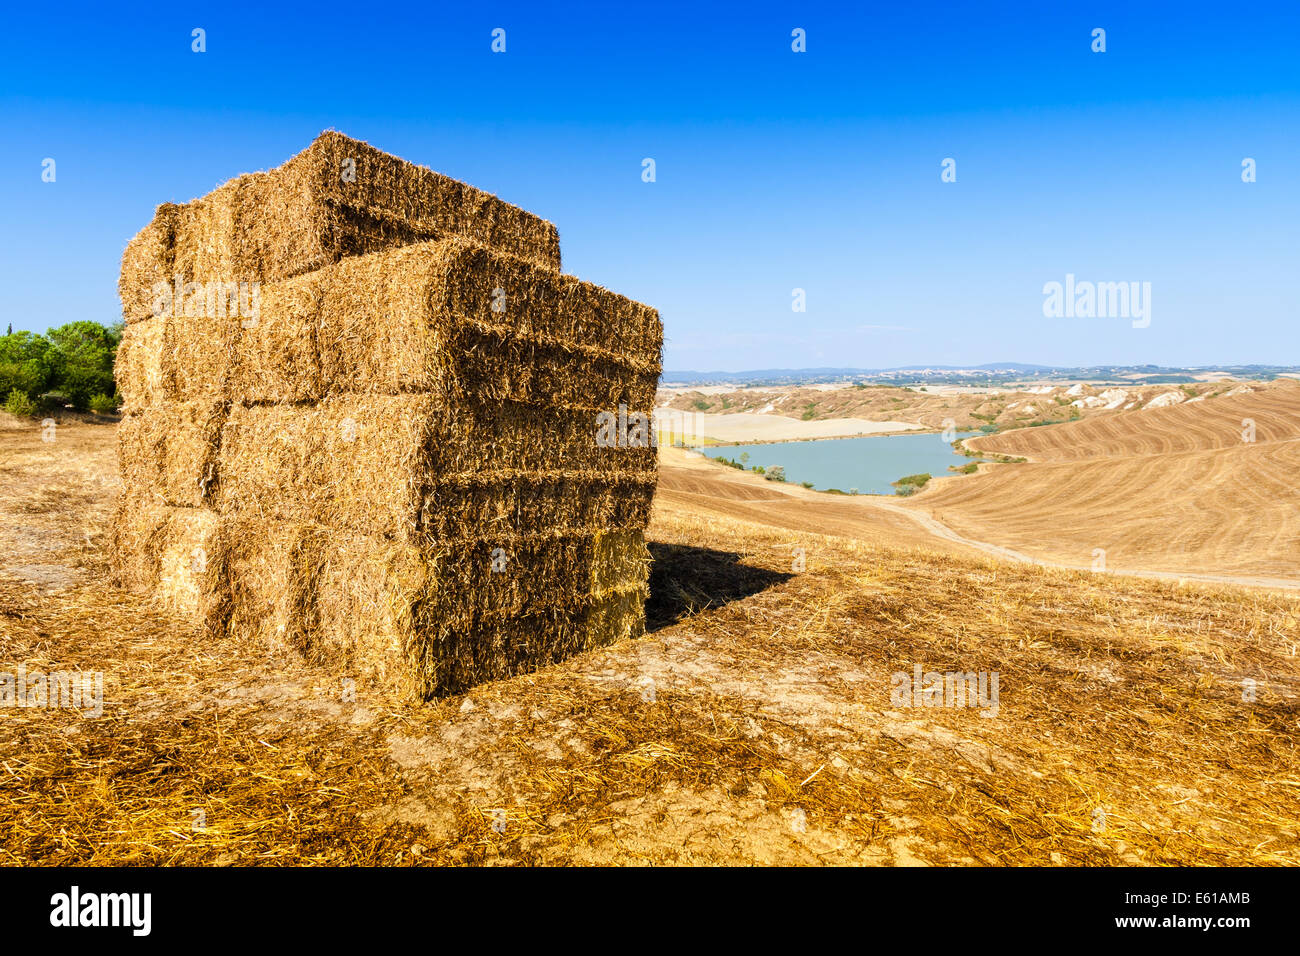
[113,131,661,698]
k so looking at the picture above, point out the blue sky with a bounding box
[2,1,1297,370]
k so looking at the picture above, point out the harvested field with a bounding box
[2,422,1298,865]
[965,379,1300,461]
[910,383,1300,582]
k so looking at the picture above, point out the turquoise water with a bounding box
[700,431,986,495]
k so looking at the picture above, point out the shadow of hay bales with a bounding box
[645,541,792,632]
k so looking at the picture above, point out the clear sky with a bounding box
[2,1,1296,370]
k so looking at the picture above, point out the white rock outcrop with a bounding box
[1145,391,1186,409]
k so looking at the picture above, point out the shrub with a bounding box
[892,472,931,495]
[765,465,786,482]
[3,388,37,418]
[88,392,120,414]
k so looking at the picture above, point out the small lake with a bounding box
[699,431,987,496]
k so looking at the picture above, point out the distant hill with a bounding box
[661,364,1300,387]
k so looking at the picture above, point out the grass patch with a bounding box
[892,472,931,495]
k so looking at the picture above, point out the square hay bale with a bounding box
[118,131,562,323]
[216,395,437,540]
[419,589,647,697]
[109,495,220,620]
[115,278,310,408]
[227,238,660,407]
[115,314,167,410]
[211,517,649,697]
[215,395,657,541]
[420,472,656,543]
[119,239,661,410]
[163,306,241,401]
[118,203,179,322]
[115,132,660,700]
[115,309,237,411]
[118,399,228,507]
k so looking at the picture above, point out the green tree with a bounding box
[0,330,53,399]
[45,321,120,409]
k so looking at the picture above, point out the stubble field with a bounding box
[1,418,1297,865]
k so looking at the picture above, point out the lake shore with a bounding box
[697,429,987,496]
[658,410,924,445]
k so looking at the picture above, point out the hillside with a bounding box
[966,379,1300,461]
[909,381,1300,581]
[658,379,1258,437]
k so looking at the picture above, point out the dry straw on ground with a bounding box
[112,132,661,698]
[5,423,1298,865]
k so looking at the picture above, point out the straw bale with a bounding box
[164,307,239,401]
[121,239,660,410]
[419,588,647,697]
[215,395,657,540]
[114,133,661,699]
[118,131,562,323]
[118,400,228,507]
[115,314,167,410]
[215,395,436,540]
[231,239,659,406]
[116,281,300,407]
[277,130,562,272]
[117,203,179,322]
[420,472,655,542]
[109,494,221,619]
[211,517,649,697]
